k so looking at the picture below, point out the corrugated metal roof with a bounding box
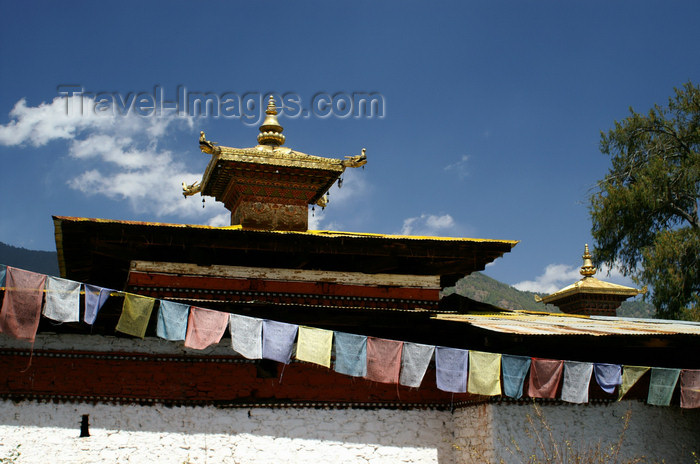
[433,311,700,336]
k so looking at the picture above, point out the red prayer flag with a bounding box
[680,369,700,409]
[0,267,47,342]
[527,358,564,399]
[365,337,403,384]
[184,307,229,350]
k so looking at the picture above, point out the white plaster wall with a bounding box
[0,400,457,464]
[487,401,700,464]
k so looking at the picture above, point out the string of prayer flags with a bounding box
[156,300,190,341]
[399,342,435,388]
[435,346,469,393]
[365,337,403,384]
[230,314,263,359]
[561,361,593,404]
[0,264,6,287]
[680,369,700,409]
[527,358,563,399]
[115,293,156,338]
[262,320,298,364]
[0,267,47,342]
[468,351,502,396]
[647,367,681,406]
[42,276,81,323]
[618,366,650,400]
[84,284,113,325]
[502,355,531,399]
[296,326,333,368]
[333,332,367,377]
[593,363,622,394]
[184,306,229,350]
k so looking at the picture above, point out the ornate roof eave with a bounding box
[534,244,646,304]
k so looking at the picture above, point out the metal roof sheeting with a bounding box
[433,311,700,336]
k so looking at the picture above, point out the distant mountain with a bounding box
[448,272,656,318]
[0,242,59,276]
[0,241,656,318]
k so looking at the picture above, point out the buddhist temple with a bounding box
[1,97,699,463]
[535,244,646,316]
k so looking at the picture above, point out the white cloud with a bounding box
[443,155,469,179]
[400,213,457,236]
[307,169,371,231]
[514,261,640,294]
[513,264,581,294]
[0,95,230,222]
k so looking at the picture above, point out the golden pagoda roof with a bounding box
[537,244,645,304]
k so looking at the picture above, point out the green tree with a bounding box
[590,82,700,320]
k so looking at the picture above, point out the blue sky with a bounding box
[1,1,698,293]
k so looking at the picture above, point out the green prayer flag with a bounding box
[116,293,155,338]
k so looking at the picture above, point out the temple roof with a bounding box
[537,245,644,305]
[53,216,517,289]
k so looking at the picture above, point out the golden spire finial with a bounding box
[257,95,285,146]
[580,243,596,277]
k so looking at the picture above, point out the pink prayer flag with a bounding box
[680,369,700,409]
[527,358,564,399]
[0,267,47,342]
[184,307,229,350]
[365,337,403,384]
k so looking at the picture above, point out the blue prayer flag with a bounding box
[84,284,112,325]
[435,346,468,393]
[593,363,622,394]
[262,320,298,364]
[502,355,531,399]
[0,264,6,287]
[334,332,367,377]
[156,300,190,341]
[648,367,681,406]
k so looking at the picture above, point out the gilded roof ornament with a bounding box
[257,96,286,146]
[580,244,596,277]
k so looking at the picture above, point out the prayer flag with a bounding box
[42,276,81,323]
[230,314,263,359]
[527,358,563,399]
[115,293,156,338]
[296,326,333,368]
[647,367,681,406]
[435,346,468,393]
[0,267,47,342]
[399,342,434,388]
[156,300,190,341]
[618,366,650,400]
[593,363,622,394]
[680,369,700,409]
[184,306,229,350]
[502,354,531,399]
[561,361,593,404]
[84,284,112,325]
[468,351,502,396]
[0,264,6,287]
[365,337,403,384]
[262,320,298,364]
[334,332,367,377]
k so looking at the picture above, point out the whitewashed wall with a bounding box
[0,400,457,464]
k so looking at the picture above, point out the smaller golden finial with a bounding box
[257,95,285,146]
[580,244,596,277]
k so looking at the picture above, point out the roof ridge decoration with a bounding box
[534,244,646,317]
[181,95,367,231]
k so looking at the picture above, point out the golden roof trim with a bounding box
[539,277,643,303]
[52,216,519,245]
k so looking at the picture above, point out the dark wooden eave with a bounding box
[53,216,517,290]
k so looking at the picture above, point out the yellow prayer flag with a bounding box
[296,326,333,368]
[618,365,650,400]
[115,293,155,338]
[467,350,502,396]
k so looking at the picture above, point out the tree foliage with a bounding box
[590,82,700,320]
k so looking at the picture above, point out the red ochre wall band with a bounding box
[0,350,474,408]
